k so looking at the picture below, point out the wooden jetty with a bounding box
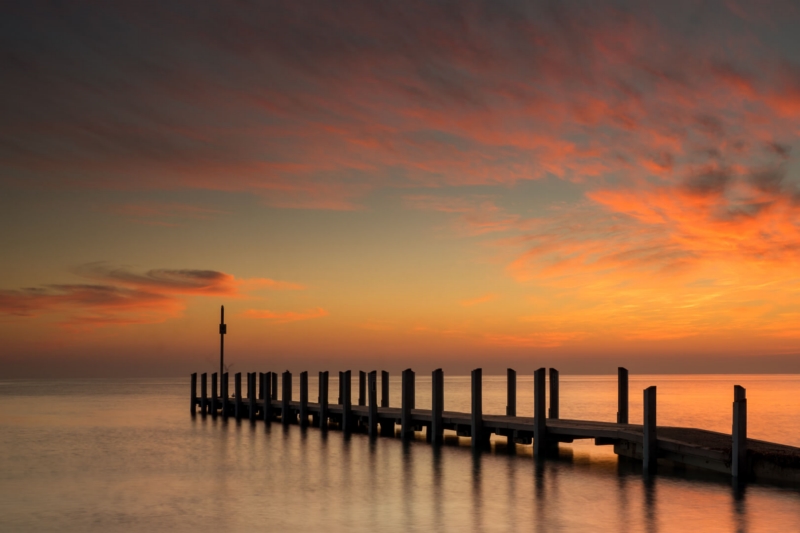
[190,367,800,484]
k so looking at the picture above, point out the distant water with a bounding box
[2,375,800,532]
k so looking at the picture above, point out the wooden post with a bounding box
[200,372,208,415]
[359,370,366,406]
[401,368,415,440]
[222,372,229,419]
[472,368,488,449]
[381,371,390,407]
[271,372,278,401]
[211,372,218,417]
[282,371,293,425]
[368,370,378,437]
[549,368,559,419]
[263,372,272,423]
[533,368,547,457]
[234,372,242,421]
[338,371,344,404]
[643,386,657,472]
[732,385,747,479]
[300,371,309,427]
[380,371,393,436]
[259,372,264,400]
[319,371,329,429]
[248,372,256,423]
[219,305,226,381]
[342,370,352,433]
[506,368,516,417]
[190,373,197,415]
[617,367,629,424]
[431,368,444,445]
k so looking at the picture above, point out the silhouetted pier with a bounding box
[190,367,800,484]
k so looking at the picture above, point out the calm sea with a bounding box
[1,374,799,532]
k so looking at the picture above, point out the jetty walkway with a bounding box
[190,368,800,484]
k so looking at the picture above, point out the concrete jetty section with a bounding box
[190,367,800,484]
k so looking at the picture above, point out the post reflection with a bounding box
[643,475,658,533]
[471,449,483,533]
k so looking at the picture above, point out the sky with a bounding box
[3,0,800,377]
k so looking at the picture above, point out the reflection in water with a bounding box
[2,378,800,532]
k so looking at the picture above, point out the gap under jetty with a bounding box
[189,367,800,484]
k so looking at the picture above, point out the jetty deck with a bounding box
[190,367,800,485]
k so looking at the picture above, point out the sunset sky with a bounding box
[3,0,800,376]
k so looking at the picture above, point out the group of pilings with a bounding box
[190,367,750,479]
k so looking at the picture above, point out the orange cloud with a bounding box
[460,293,498,307]
[242,307,328,323]
[0,263,304,328]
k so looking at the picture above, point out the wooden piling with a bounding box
[282,371,293,425]
[381,371,390,408]
[338,371,344,404]
[200,372,208,415]
[342,370,353,433]
[271,372,278,401]
[533,368,547,457]
[319,371,329,430]
[549,368,559,419]
[300,371,309,427]
[359,371,366,407]
[211,372,218,417]
[263,372,272,422]
[234,372,243,421]
[471,368,488,449]
[431,368,444,445]
[190,372,197,415]
[643,386,657,472]
[248,372,256,422]
[368,370,378,438]
[506,368,516,417]
[401,368,415,440]
[617,367,629,424]
[222,372,229,419]
[258,372,264,400]
[732,385,747,479]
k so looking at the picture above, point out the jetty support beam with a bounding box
[248,372,256,422]
[549,368,559,419]
[211,372,218,417]
[300,371,309,427]
[319,371,329,429]
[401,369,415,440]
[190,372,197,415]
[342,370,353,433]
[359,371,366,407]
[263,372,272,422]
[222,372,229,419]
[431,368,444,445]
[643,386,657,472]
[471,368,488,449]
[732,385,747,479]
[282,371,293,424]
[368,370,378,437]
[618,367,629,424]
[506,368,516,417]
[533,367,548,457]
[234,372,243,421]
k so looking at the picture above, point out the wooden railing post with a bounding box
[732,385,747,479]
[506,368,516,416]
[248,372,256,422]
[190,373,197,415]
[548,368,559,419]
[271,372,278,401]
[222,372,229,419]
[368,371,378,437]
[401,369,415,440]
[200,372,208,415]
[643,386,657,472]
[282,371,293,425]
[319,371,329,429]
[381,371,390,407]
[471,368,489,449]
[342,370,352,433]
[263,372,272,422]
[431,368,444,445]
[300,371,309,427]
[359,371,366,406]
[234,372,243,421]
[258,372,264,400]
[617,367,629,424]
[211,372,218,417]
[533,368,547,457]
